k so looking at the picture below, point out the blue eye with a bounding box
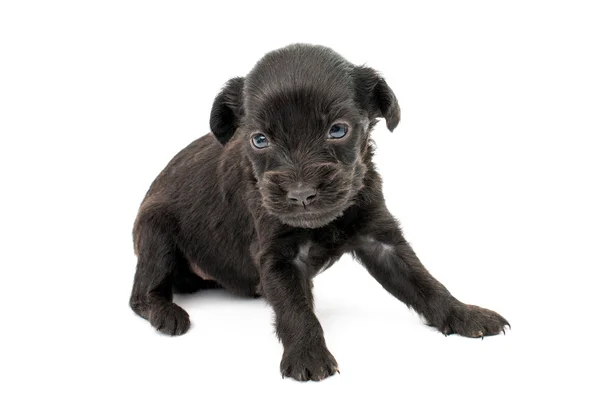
[251,133,269,149]
[328,123,348,139]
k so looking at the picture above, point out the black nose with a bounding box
[287,186,317,206]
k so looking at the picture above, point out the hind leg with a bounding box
[130,216,191,336]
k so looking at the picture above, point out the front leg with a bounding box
[353,209,509,337]
[258,241,338,381]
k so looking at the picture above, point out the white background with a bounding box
[1,1,599,417]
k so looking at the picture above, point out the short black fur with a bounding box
[130,43,509,382]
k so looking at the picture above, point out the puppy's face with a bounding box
[240,78,370,228]
[210,44,401,228]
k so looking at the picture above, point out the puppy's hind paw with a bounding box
[149,303,191,336]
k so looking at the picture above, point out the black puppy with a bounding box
[130,44,509,382]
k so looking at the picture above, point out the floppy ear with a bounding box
[351,66,401,132]
[209,77,245,145]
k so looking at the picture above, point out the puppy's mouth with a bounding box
[276,206,347,229]
[258,163,365,228]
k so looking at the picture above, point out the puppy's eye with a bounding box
[251,133,269,149]
[328,123,348,139]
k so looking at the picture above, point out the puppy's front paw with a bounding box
[281,344,339,382]
[149,303,191,336]
[436,302,510,338]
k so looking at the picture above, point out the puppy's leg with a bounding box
[259,243,338,382]
[353,208,509,338]
[130,215,190,336]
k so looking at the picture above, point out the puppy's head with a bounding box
[210,44,400,228]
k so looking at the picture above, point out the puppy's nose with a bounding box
[287,185,317,206]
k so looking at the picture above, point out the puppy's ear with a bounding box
[209,77,245,145]
[352,66,401,132]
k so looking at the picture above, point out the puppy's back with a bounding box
[133,134,224,252]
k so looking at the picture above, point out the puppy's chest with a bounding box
[292,241,338,278]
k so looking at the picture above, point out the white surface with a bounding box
[1,1,599,417]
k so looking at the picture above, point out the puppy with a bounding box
[130,44,509,382]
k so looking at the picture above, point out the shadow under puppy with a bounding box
[130,44,509,382]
